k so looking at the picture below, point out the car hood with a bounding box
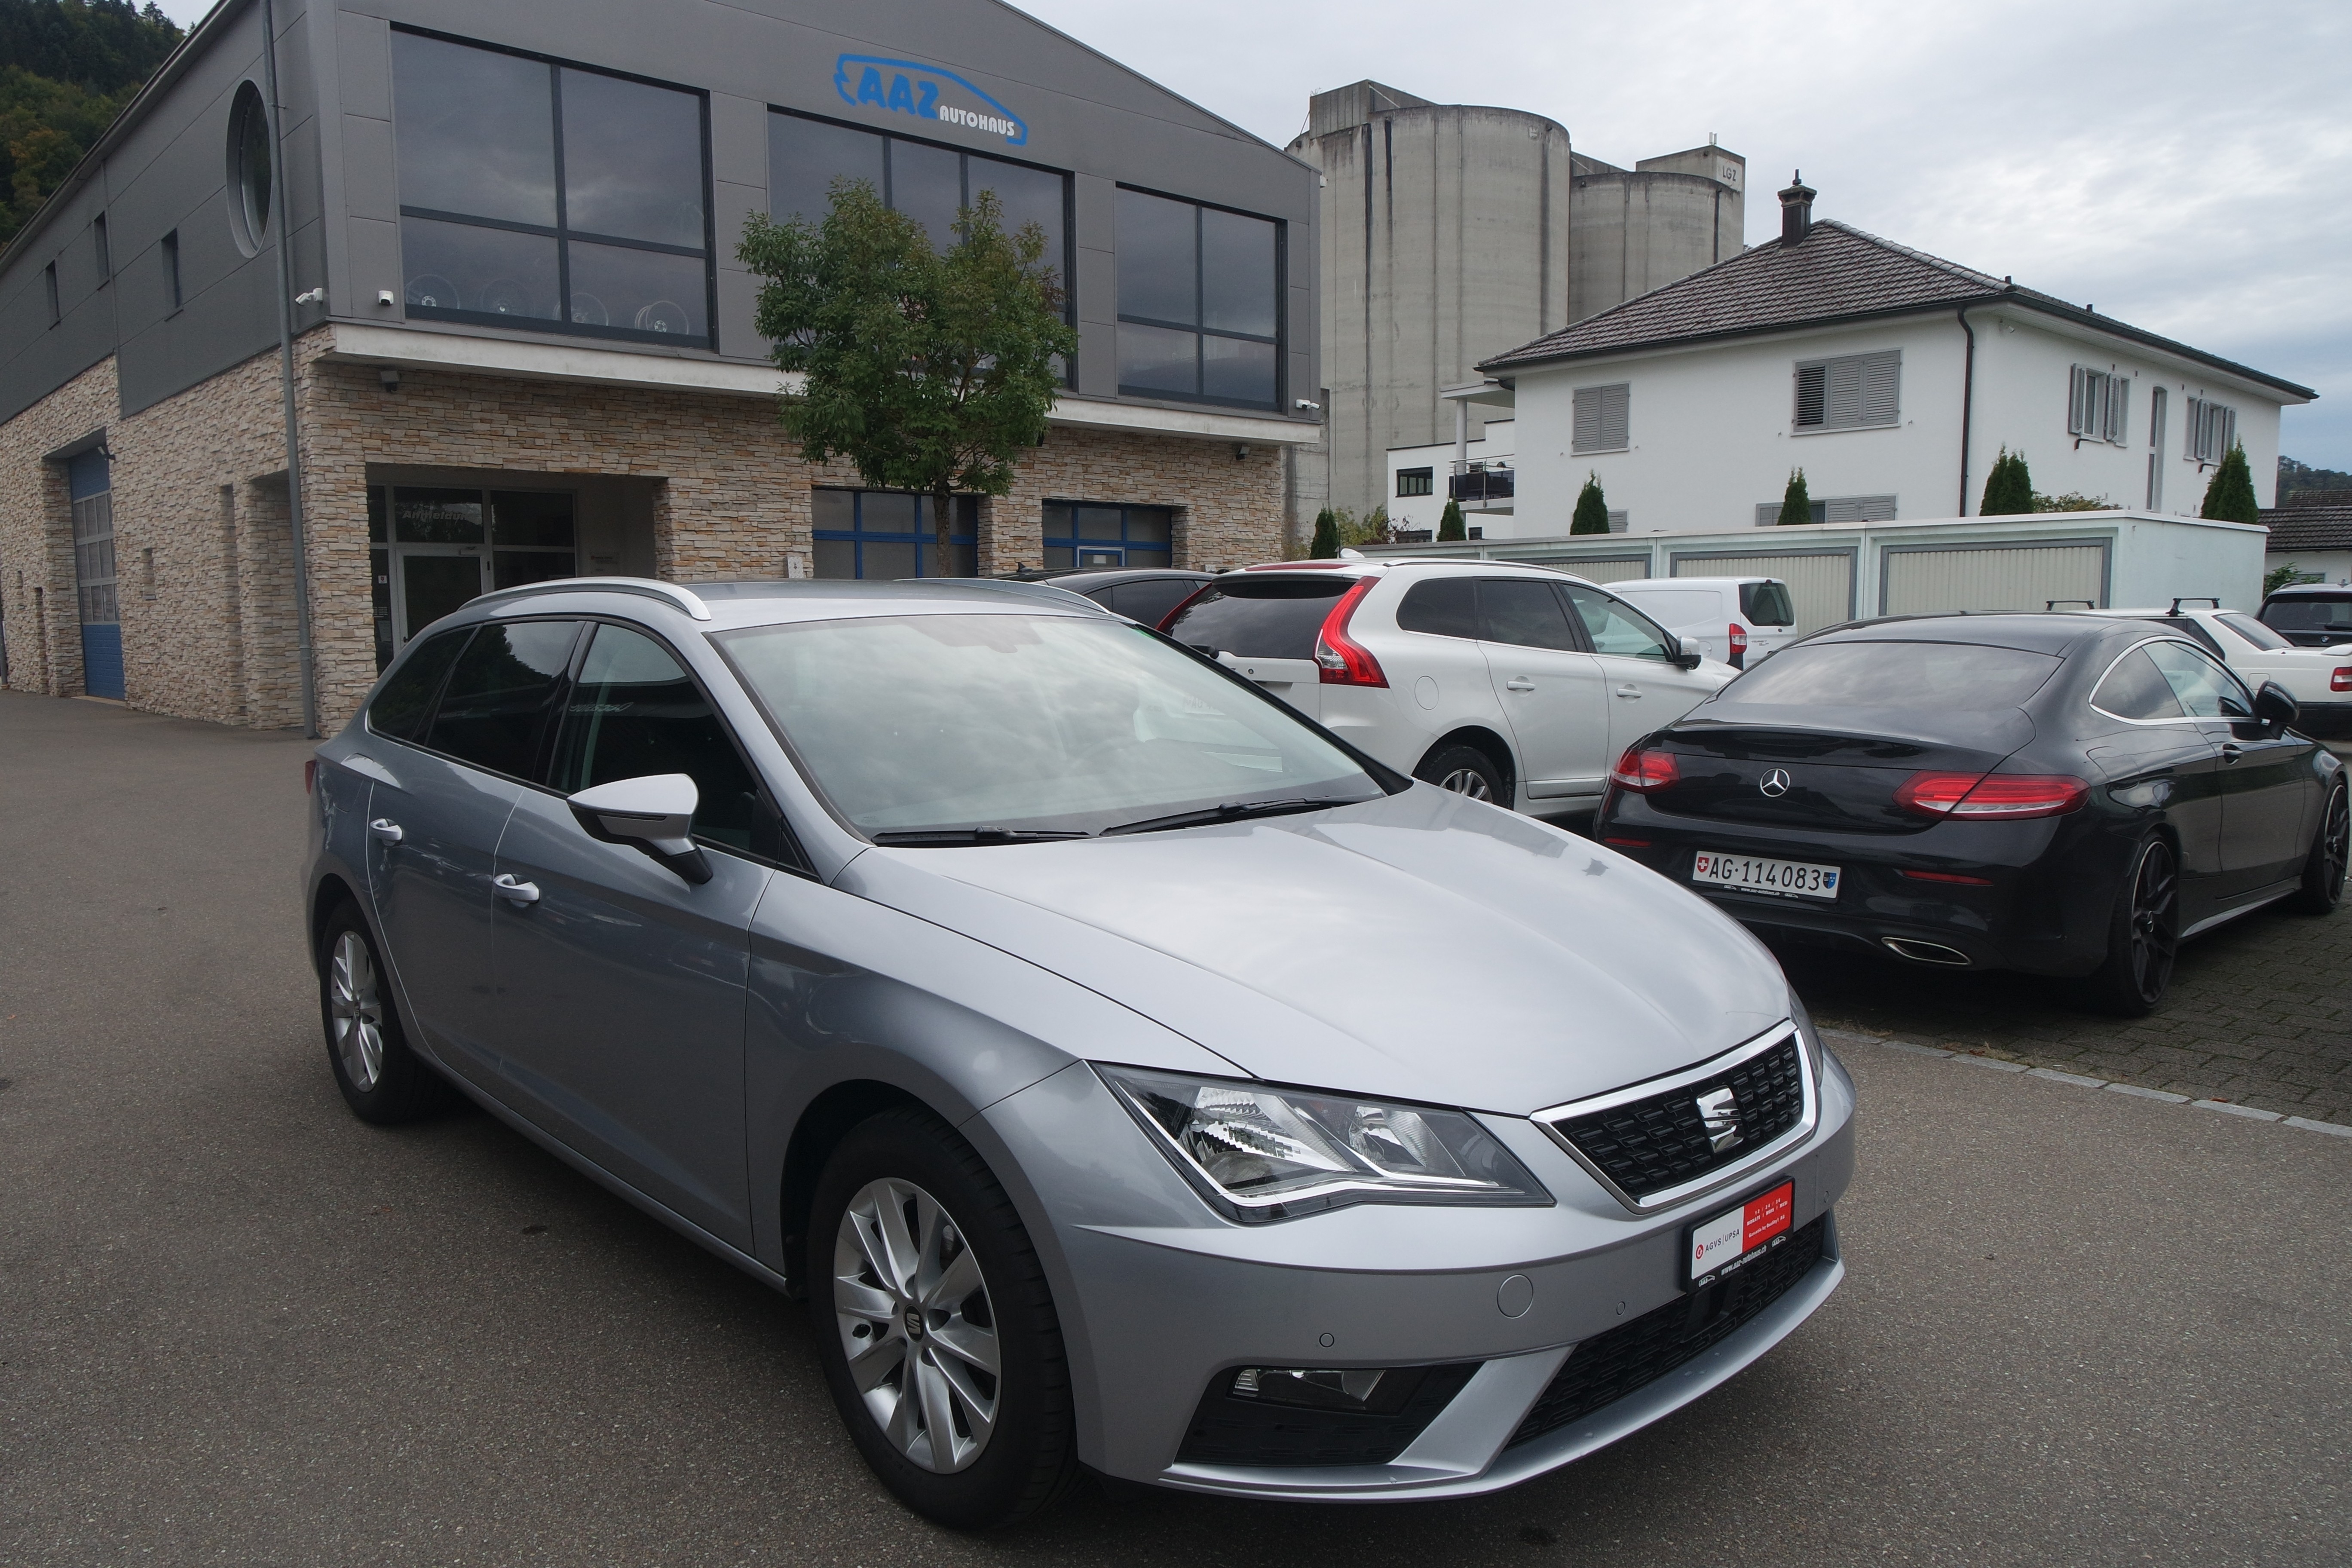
[833,788,1790,1114]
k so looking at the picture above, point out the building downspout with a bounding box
[261,0,317,738]
[1955,305,1977,518]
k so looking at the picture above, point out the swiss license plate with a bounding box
[1686,1181,1795,1290]
[1691,849,1841,901]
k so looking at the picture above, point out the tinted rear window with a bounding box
[1396,576,1477,638]
[1740,582,1796,626]
[1163,578,1350,658]
[1722,640,2062,710]
[367,627,469,740]
[1112,577,1207,628]
[2264,594,2352,634]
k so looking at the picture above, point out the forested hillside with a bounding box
[0,0,183,245]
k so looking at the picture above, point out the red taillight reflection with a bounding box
[1314,578,1388,687]
[1898,867,1996,886]
[304,758,318,795]
[2333,666,2352,693]
[1895,771,2088,820]
[1608,746,1680,792]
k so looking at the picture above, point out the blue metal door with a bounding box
[67,450,122,699]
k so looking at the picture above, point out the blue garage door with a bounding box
[68,450,122,699]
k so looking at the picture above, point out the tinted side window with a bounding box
[1562,582,1672,659]
[425,621,580,776]
[2145,640,2252,719]
[1480,581,1578,650]
[1396,577,1478,639]
[1111,578,1205,628]
[550,625,769,854]
[2091,647,2187,721]
[1163,579,1350,658]
[367,627,470,740]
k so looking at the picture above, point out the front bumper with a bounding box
[980,1048,1856,1499]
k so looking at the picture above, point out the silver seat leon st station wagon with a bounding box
[303,576,1855,1528]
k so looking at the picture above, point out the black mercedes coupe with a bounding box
[1598,614,2349,1013]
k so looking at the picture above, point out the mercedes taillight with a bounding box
[1894,772,2088,821]
[1608,746,1680,792]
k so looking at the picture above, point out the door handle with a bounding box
[1504,678,1536,692]
[492,873,541,905]
[368,818,404,843]
[2220,743,2244,762]
[1615,684,1644,699]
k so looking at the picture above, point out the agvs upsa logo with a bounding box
[834,55,1027,147]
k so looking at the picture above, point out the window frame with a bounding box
[2184,395,2238,468]
[1114,183,1284,412]
[92,213,109,285]
[1041,499,1174,571]
[42,261,58,327]
[2068,364,2130,446]
[161,230,181,313]
[1395,467,1434,498]
[390,24,717,350]
[1559,579,1678,663]
[812,487,979,579]
[1792,349,1901,434]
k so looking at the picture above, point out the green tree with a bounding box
[1979,447,2033,515]
[0,3,182,244]
[2266,562,2324,594]
[1436,497,1466,542]
[2032,490,2115,513]
[1309,506,1340,559]
[741,182,1077,576]
[2199,441,2260,525]
[1570,473,1611,535]
[1778,467,1814,526]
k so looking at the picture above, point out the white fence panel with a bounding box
[1883,543,2106,616]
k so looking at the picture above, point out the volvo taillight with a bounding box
[1314,579,1388,687]
[1608,746,1680,792]
[1895,771,2088,821]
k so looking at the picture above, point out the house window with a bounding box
[162,230,181,312]
[1041,501,1173,570]
[1116,187,1280,410]
[43,262,58,326]
[92,214,109,283]
[812,489,977,579]
[2068,366,2129,444]
[1395,467,1433,497]
[1755,495,1896,525]
[1793,350,1899,431]
[392,28,711,346]
[1572,383,1630,453]
[2184,396,2237,466]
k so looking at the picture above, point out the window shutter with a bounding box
[2219,404,2236,459]
[1606,509,1628,533]
[1602,384,1629,450]
[1857,351,1899,426]
[1756,503,1781,526]
[1794,364,1826,428]
[1573,384,1630,453]
[2068,366,2086,435]
[2106,377,2129,445]
[1805,352,1899,430]
[2184,397,2203,460]
[1573,387,1601,453]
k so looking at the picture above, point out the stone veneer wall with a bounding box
[2,329,1287,734]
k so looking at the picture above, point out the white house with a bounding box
[1466,178,2316,539]
[1385,420,1516,537]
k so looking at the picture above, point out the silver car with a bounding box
[303,577,1854,1528]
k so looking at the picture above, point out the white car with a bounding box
[1160,558,1735,815]
[1606,576,1802,670]
[2092,602,2352,752]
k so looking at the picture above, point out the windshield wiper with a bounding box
[1099,796,1370,837]
[870,827,1091,846]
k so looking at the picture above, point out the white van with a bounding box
[1607,577,1799,669]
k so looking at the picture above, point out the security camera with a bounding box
[1294,398,1323,413]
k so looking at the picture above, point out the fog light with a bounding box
[1232,1365,1407,1412]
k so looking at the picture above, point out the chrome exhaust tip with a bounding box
[1883,937,1971,967]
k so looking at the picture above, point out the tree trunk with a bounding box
[932,483,956,578]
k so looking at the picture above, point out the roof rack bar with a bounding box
[471,577,714,622]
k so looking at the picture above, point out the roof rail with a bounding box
[471,577,713,622]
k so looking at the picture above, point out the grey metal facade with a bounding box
[0,0,1321,433]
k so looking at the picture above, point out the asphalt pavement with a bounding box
[3,690,2346,1566]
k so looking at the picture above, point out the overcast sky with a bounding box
[155,0,2349,469]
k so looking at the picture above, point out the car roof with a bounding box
[2264,582,2352,597]
[462,576,1118,631]
[1805,612,2141,655]
[1610,576,1780,589]
[1233,558,1593,583]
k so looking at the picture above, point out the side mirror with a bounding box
[2252,680,2298,735]
[567,772,712,885]
[1670,635,1704,672]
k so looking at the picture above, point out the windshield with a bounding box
[2264,595,2352,635]
[1718,640,2063,710]
[717,613,1384,838]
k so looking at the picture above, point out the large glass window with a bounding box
[1116,189,1279,410]
[812,489,977,579]
[367,484,579,668]
[392,29,710,346]
[768,110,1066,280]
[1040,502,1171,571]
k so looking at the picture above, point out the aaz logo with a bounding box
[833,55,1027,147]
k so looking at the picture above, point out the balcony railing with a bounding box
[1449,464,1515,505]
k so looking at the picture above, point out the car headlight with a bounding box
[1096,1065,1551,1222]
[1786,988,1826,1083]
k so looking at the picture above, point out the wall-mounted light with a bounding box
[1233,444,1252,462]
[379,368,401,393]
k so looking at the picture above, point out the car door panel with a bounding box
[1476,579,1608,800]
[2144,640,2316,898]
[1559,581,1722,764]
[366,756,521,1070]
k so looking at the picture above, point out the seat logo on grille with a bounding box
[1758,769,1792,797]
[1694,1086,1743,1152]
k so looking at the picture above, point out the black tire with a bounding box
[807,1105,1077,1530]
[2285,781,2348,916]
[317,900,452,1124]
[2081,836,2180,1017]
[1415,742,1506,804]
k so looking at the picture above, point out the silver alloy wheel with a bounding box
[833,1177,1001,1473]
[1437,766,1494,800]
[328,930,387,1092]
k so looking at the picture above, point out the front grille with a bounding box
[1175,1362,1480,1468]
[1508,1216,1827,1448]
[1549,1037,1805,1201]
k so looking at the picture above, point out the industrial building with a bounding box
[1286,80,1744,521]
[0,0,1322,729]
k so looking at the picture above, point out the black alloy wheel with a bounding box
[1415,743,1505,804]
[2287,781,2349,915]
[2083,836,2180,1017]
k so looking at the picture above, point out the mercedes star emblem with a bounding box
[1759,768,1792,797]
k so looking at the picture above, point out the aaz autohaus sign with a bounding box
[835,55,1028,147]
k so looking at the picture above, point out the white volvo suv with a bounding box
[1160,559,1735,817]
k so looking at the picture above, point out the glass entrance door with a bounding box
[396,548,490,642]
[369,485,578,663]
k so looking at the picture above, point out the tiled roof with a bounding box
[2262,505,2352,552]
[1479,221,2317,401]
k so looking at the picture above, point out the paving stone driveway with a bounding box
[1779,898,2352,1125]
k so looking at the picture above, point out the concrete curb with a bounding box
[1818,1028,2352,1142]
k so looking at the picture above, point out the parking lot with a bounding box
[3,690,2347,1566]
